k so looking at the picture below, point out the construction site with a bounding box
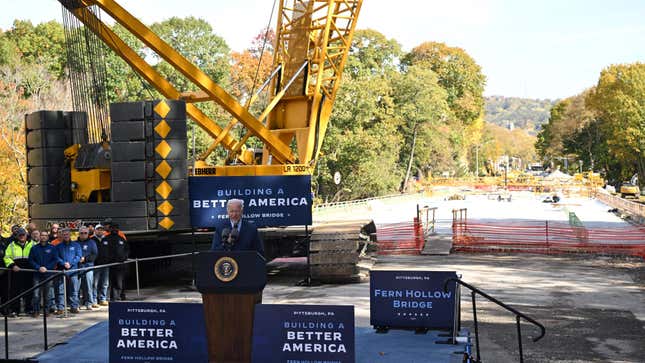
[3,174,645,362]
[1,0,644,362]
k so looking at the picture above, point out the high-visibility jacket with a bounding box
[4,241,34,268]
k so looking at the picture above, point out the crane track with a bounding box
[308,219,373,283]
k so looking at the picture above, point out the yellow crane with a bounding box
[59,0,362,177]
[26,0,366,281]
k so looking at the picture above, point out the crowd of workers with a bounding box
[0,219,130,317]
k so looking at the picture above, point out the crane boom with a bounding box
[58,0,362,174]
[266,0,362,165]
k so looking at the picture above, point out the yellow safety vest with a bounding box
[3,241,34,267]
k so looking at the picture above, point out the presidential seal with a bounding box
[214,256,239,282]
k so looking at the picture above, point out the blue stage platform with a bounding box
[35,321,470,363]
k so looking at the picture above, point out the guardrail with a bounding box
[596,189,645,220]
[313,192,421,210]
[444,278,546,363]
[417,204,437,235]
[0,252,197,360]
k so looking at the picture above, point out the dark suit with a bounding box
[211,220,264,257]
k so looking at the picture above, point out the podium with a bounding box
[196,251,266,363]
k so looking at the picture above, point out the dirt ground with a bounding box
[2,252,644,362]
[382,253,645,363]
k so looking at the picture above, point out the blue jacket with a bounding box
[78,238,98,267]
[29,243,62,272]
[57,240,82,273]
[211,219,264,257]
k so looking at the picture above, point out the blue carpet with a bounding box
[36,321,108,363]
[36,322,470,363]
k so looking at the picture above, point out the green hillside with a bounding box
[485,96,556,135]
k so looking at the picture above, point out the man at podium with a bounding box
[211,199,264,257]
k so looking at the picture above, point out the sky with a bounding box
[2,0,645,99]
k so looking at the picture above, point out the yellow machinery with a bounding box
[60,0,362,178]
[620,183,640,199]
[64,143,111,202]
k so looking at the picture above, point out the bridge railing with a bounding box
[313,192,422,211]
[596,188,645,219]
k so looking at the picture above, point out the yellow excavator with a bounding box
[26,0,365,282]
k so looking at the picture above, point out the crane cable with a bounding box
[248,0,279,103]
[61,4,111,143]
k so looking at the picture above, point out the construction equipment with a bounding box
[620,183,640,199]
[26,0,365,282]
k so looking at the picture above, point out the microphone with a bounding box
[221,228,231,250]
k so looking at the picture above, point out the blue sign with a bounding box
[251,304,355,363]
[370,271,458,330]
[109,302,208,363]
[189,175,313,227]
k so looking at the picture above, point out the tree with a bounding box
[587,63,645,184]
[483,123,537,172]
[563,118,609,173]
[404,42,486,126]
[2,20,66,78]
[230,28,275,106]
[103,23,159,103]
[391,65,452,189]
[0,58,71,233]
[404,42,486,176]
[150,17,230,93]
[316,30,403,201]
[319,70,402,200]
[484,96,556,134]
[535,90,599,173]
[345,29,402,77]
[535,99,570,160]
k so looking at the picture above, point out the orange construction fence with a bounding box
[453,219,645,258]
[375,218,424,255]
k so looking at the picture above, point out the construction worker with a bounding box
[28,230,61,317]
[55,229,82,314]
[106,223,129,301]
[102,218,127,240]
[0,232,8,310]
[6,225,20,244]
[39,231,57,312]
[29,230,40,245]
[26,223,38,240]
[77,226,98,310]
[3,228,34,317]
[92,224,110,306]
